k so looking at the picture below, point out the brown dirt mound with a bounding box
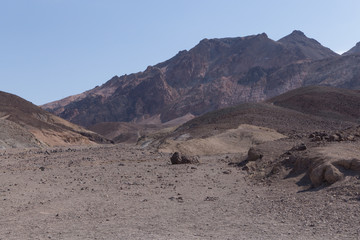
[0,119,42,149]
[268,85,360,123]
[169,102,355,140]
[0,91,111,148]
[88,122,160,143]
[158,124,286,156]
[88,113,195,143]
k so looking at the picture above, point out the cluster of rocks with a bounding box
[309,132,355,142]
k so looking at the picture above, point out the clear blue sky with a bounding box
[1,0,360,105]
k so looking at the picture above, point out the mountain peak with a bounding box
[257,32,268,38]
[279,30,309,43]
[343,41,360,56]
[278,30,338,59]
[290,30,306,37]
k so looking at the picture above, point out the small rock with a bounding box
[329,135,340,142]
[39,167,45,171]
[347,135,355,141]
[313,136,322,142]
[169,196,184,203]
[336,133,344,141]
[291,143,307,151]
[350,158,360,171]
[204,196,219,201]
[242,165,249,171]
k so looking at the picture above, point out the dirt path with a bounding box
[0,144,359,239]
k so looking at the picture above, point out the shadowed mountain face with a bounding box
[343,42,360,56]
[0,91,110,148]
[160,85,360,142]
[43,30,359,128]
[268,86,360,123]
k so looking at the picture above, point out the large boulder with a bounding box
[170,152,199,164]
[309,163,343,187]
[324,164,344,184]
[247,147,263,162]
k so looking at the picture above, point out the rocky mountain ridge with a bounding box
[343,42,360,55]
[42,30,359,127]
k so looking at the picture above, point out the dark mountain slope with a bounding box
[278,30,338,60]
[343,42,360,56]
[161,86,360,143]
[263,54,360,97]
[42,31,342,127]
[268,85,360,123]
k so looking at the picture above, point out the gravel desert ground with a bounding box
[1,141,359,240]
[3,5,360,239]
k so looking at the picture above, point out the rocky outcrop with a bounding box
[284,152,360,187]
[309,158,360,187]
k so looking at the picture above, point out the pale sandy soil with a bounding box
[158,124,286,155]
[0,143,359,240]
